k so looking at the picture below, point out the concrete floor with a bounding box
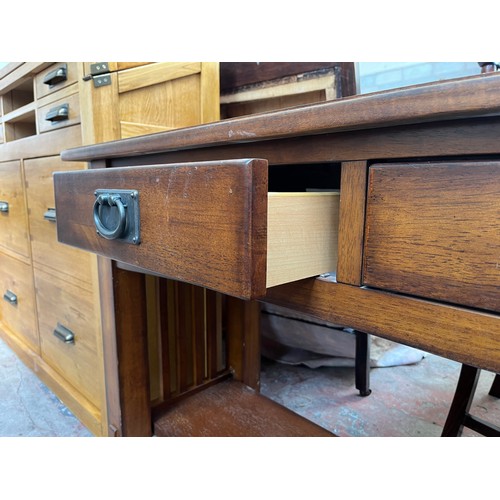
[1,336,498,437]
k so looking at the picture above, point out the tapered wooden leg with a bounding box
[355,330,371,396]
[442,364,480,437]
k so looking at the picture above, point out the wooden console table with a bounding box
[54,73,500,436]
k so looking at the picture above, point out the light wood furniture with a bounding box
[53,72,500,437]
[0,62,220,436]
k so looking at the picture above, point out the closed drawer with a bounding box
[34,267,102,408]
[54,159,339,299]
[35,62,79,100]
[0,160,30,259]
[0,253,38,352]
[37,92,80,134]
[363,161,500,312]
[24,156,93,285]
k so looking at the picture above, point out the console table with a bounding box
[54,73,500,436]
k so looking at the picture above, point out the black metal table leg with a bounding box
[355,330,371,397]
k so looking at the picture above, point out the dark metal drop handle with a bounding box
[53,323,75,344]
[93,193,127,240]
[45,103,69,123]
[0,201,9,213]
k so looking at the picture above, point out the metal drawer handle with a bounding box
[45,104,69,123]
[44,208,56,222]
[53,323,75,344]
[3,290,17,305]
[0,201,9,213]
[43,64,67,87]
[93,193,127,240]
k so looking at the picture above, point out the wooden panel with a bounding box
[0,160,30,259]
[266,192,339,288]
[364,162,500,312]
[54,159,268,300]
[336,161,368,285]
[35,267,102,408]
[24,155,93,285]
[0,252,38,352]
[154,379,334,437]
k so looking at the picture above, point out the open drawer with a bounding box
[53,159,339,300]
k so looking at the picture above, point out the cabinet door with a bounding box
[0,160,30,259]
[363,161,500,312]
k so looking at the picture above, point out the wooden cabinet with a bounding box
[0,62,220,436]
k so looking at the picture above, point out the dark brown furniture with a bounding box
[54,72,500,436]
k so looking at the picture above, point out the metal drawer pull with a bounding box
[45,104,69,123]
[53,323,75,344]
[94,193,127,240]
[43,208,56,222]
[3,290,17,305]
[93,189,140,244]
[43,64,67,87]
[0,201,8,213]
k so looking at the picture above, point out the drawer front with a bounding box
[55,159,268,299]
[363,161,500,312]
[24,156,93,285]
[37,92,80,134]
[35,62,79,100]
[0,160,30,259]
[0,253,38,352]
[35,267,102,408]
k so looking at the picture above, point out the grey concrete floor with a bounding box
[1,335,499,437]
[0,338,92,437]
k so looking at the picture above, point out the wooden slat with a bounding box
[118,62,201,94]
[336,161,367,285]
[154,379,334,437]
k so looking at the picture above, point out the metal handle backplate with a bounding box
[43,64,68,87]
[45,104,69,123]
[93,189,140,245]
[44,208,57,222]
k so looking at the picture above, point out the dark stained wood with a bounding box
[220,62,353,92]
[337,161,367,285]
[363,162,500,312]
[54,159,268,300]
[112,264,151,436]
[61,73,500,163]
[265,277,500,374]
[153,379,334,437]
[226,297,261,390]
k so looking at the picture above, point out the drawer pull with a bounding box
[3,290,17,305]
[45,104,69,123]
[0,201,8,213]
[93,189,140,244]
[53,323,75,344]
[43,208,57,222]
[43,64,67,87]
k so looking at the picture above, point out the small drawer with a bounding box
[54,159,339,300]
[0,160,30,259]
[0,253,38,352]
[24,156,93,285]
[35,267,102,408]
[35,62,79,100]
[37,92,80,134]
[363,161,500,312]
